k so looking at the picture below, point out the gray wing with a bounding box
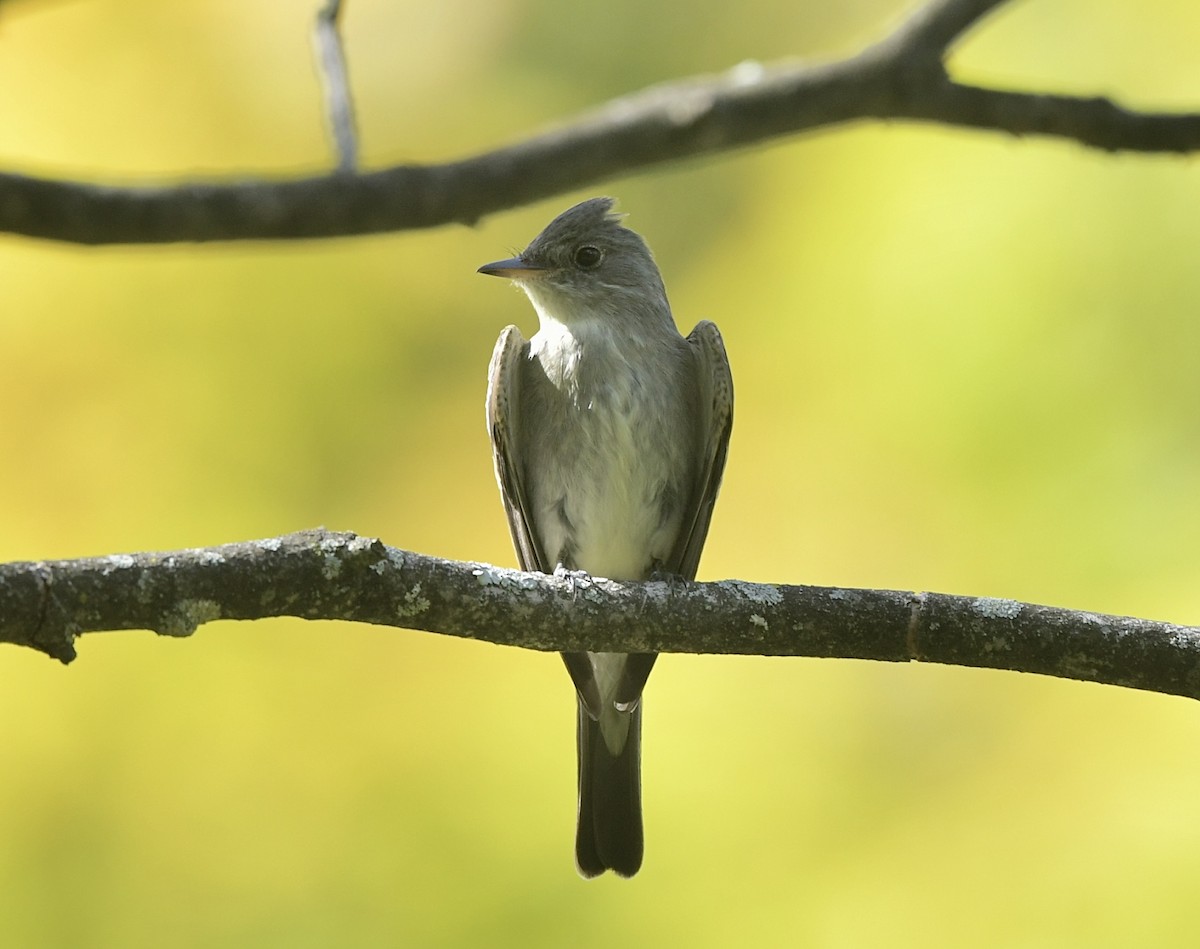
[490,329,604,708]
[667,320,734,580]
[611,320,732,709]
[490,328,609,716]
[486,325,550,574]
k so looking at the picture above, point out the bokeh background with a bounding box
[1,0,1199,945]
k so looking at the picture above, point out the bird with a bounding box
[479,197,733,877]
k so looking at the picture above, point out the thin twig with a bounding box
[880,0,1010,58]
[313,0,358,172]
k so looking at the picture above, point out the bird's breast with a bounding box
[523,329,693,581]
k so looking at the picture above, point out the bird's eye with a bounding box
[573,245,603,269]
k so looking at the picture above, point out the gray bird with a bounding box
[479,197,733,877]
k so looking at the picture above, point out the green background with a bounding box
[2,0,1199,945]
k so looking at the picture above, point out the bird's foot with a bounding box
[554,564,595,599]
[641,563,682,611]
[648,564,682,587]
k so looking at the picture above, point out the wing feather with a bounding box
[613,322,730,709]
[486,325,550,574]
[668,320,734,581]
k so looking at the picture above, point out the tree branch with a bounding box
[3,0,1198,245]
[3,529,1198,704]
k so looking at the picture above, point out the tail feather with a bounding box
[575,698,643,878]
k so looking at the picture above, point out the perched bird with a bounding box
[479,197,733,877]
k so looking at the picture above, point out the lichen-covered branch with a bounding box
[2,0,1198,245]
[2,529,1198,704]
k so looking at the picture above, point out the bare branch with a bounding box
[2,0,1199,245]
[901,81,1200,152]
[312,0,358,172]
[3,530,1198,705]
[881,0,1010,58]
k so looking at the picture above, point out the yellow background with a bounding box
[1,0,1199,945]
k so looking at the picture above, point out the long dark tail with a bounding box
[574,698,643,878]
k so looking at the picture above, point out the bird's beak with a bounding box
[477,257,549,280]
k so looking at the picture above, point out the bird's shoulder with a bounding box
[486,324,529,423]
[685,320,733,413]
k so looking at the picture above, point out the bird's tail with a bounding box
[574,697,643,878]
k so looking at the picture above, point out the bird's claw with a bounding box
[648,565,681,587]
[554,565,595,599]
[639,564,682,612]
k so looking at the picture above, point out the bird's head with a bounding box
[478,198,670,326]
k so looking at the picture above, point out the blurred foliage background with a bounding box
[1,0,1199,945]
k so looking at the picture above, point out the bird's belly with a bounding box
[532,403,686,581]
[569,487,666,580]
